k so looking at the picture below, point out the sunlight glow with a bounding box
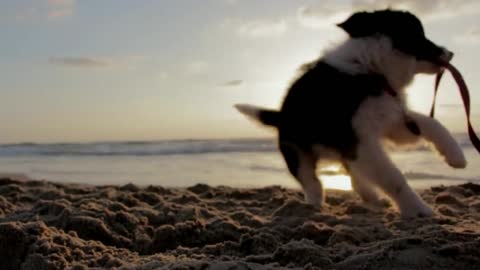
[318,164,352,190]
[321,174,352,191]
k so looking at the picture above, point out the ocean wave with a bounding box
[0,133,472,157]
[404,171,478,182]
[0,139,277,157]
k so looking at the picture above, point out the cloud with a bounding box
[355,0,480,19]
[49,57,111,68]
[297,3,352,29]
[453,28,480,45]
[48,55,145,69]
[220,80,243,87]
[13,0,75,21]
[298,0,480,29]
[47,0,75,19]
[237,19,288,38]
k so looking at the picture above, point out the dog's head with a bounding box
[337,9,452,74]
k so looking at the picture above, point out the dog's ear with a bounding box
[337,12,377,37]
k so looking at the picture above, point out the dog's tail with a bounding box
[234,104,281,127]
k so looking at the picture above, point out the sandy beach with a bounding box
[1,177,479,270]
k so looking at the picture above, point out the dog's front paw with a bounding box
[442,145,467,169]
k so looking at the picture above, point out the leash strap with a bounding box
[431,62,480,154]
[429,70,444,118]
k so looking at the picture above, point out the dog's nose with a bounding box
[441,48,454,62]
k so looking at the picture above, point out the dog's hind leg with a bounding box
[346,140,433,218]
[279,142,324,207]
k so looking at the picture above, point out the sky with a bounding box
[0,0,479,143]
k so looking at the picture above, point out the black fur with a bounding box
[257,109,282,127]
[257,61,388,165]
[278,62,388,160]
[338,9,444,61]
[279,143,300,176]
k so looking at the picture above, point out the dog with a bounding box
[235,9,467,218]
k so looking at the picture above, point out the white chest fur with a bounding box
[352,93,404,139]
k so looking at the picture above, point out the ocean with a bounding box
[0,135,478,190]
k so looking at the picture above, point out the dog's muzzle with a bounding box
[440,48,454,63]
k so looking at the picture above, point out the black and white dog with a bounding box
[235,9,466,218]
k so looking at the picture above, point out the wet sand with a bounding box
[0,177,479,269]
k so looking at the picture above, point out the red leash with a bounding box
[430,61,480,154]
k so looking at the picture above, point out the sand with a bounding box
[0,178,479,270]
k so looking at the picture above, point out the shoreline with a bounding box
[1,178,479,269]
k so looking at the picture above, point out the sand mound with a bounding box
[0,178,479,269]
